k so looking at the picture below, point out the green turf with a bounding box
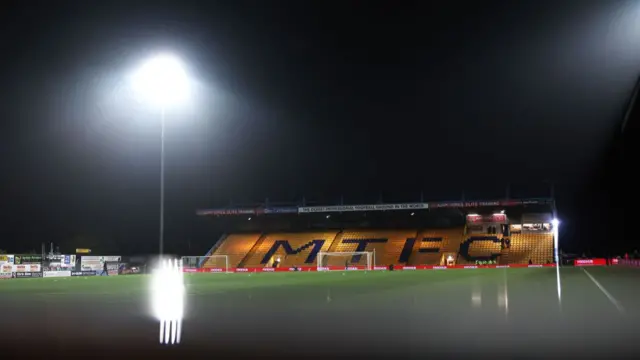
[2,267,637,329]
[0,267,635,298]
[2,267,640,356]
[1,267,637,314]
[0,268,556,295]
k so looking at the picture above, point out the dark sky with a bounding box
[0,0,638,255]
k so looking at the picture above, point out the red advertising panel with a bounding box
[182,263,556,273]
[466,214,507,224]
[574,258,607,267]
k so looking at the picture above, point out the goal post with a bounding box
[317,251,373,271]
[181,255,230,273]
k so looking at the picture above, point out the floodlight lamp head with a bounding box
[132,53,190,108]
[551,218,559,227]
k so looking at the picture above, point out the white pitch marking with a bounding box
[582,268,624,314]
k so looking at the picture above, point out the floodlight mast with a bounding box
[132,53,190,256]
[159,106,165,255]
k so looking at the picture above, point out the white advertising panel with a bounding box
[81,256,120,272]
[1,264,12,273]
[11,264,41,272]
[82,256,121,262]
[298,203,428,213]
[43,271,72,278]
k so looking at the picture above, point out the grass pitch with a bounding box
[1,267,640,358]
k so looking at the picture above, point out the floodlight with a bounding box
[132,54,190,108]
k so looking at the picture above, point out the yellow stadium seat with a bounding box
[205,227,553,269]
[409,228,464,265]
[323,229,417,267]
[241,231,338,268]
[509,232,554,264]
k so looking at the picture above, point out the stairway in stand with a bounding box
[325,230,344,252]
[237,233,267,268]
[499,247,509,265]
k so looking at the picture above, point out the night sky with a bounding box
[0,0,638,255]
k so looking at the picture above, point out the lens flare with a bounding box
[151,258,185,344]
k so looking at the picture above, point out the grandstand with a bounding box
[240,231,337,268]
[201,233,261,268]
[193,197,558,270]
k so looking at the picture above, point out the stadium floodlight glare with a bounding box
[130,53,191,256]
[151,258,185,345]
[131,53,190,108]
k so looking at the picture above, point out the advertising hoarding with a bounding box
[298,203,428,213]
[71,270,97,276]
[13,272,43,278]
[574,259,607,266]
[80,256,121,271]
[43,271,72,278]
[14,255,43,264]
[11,264,41,272]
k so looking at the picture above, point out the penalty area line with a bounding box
[581,268,625,314]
